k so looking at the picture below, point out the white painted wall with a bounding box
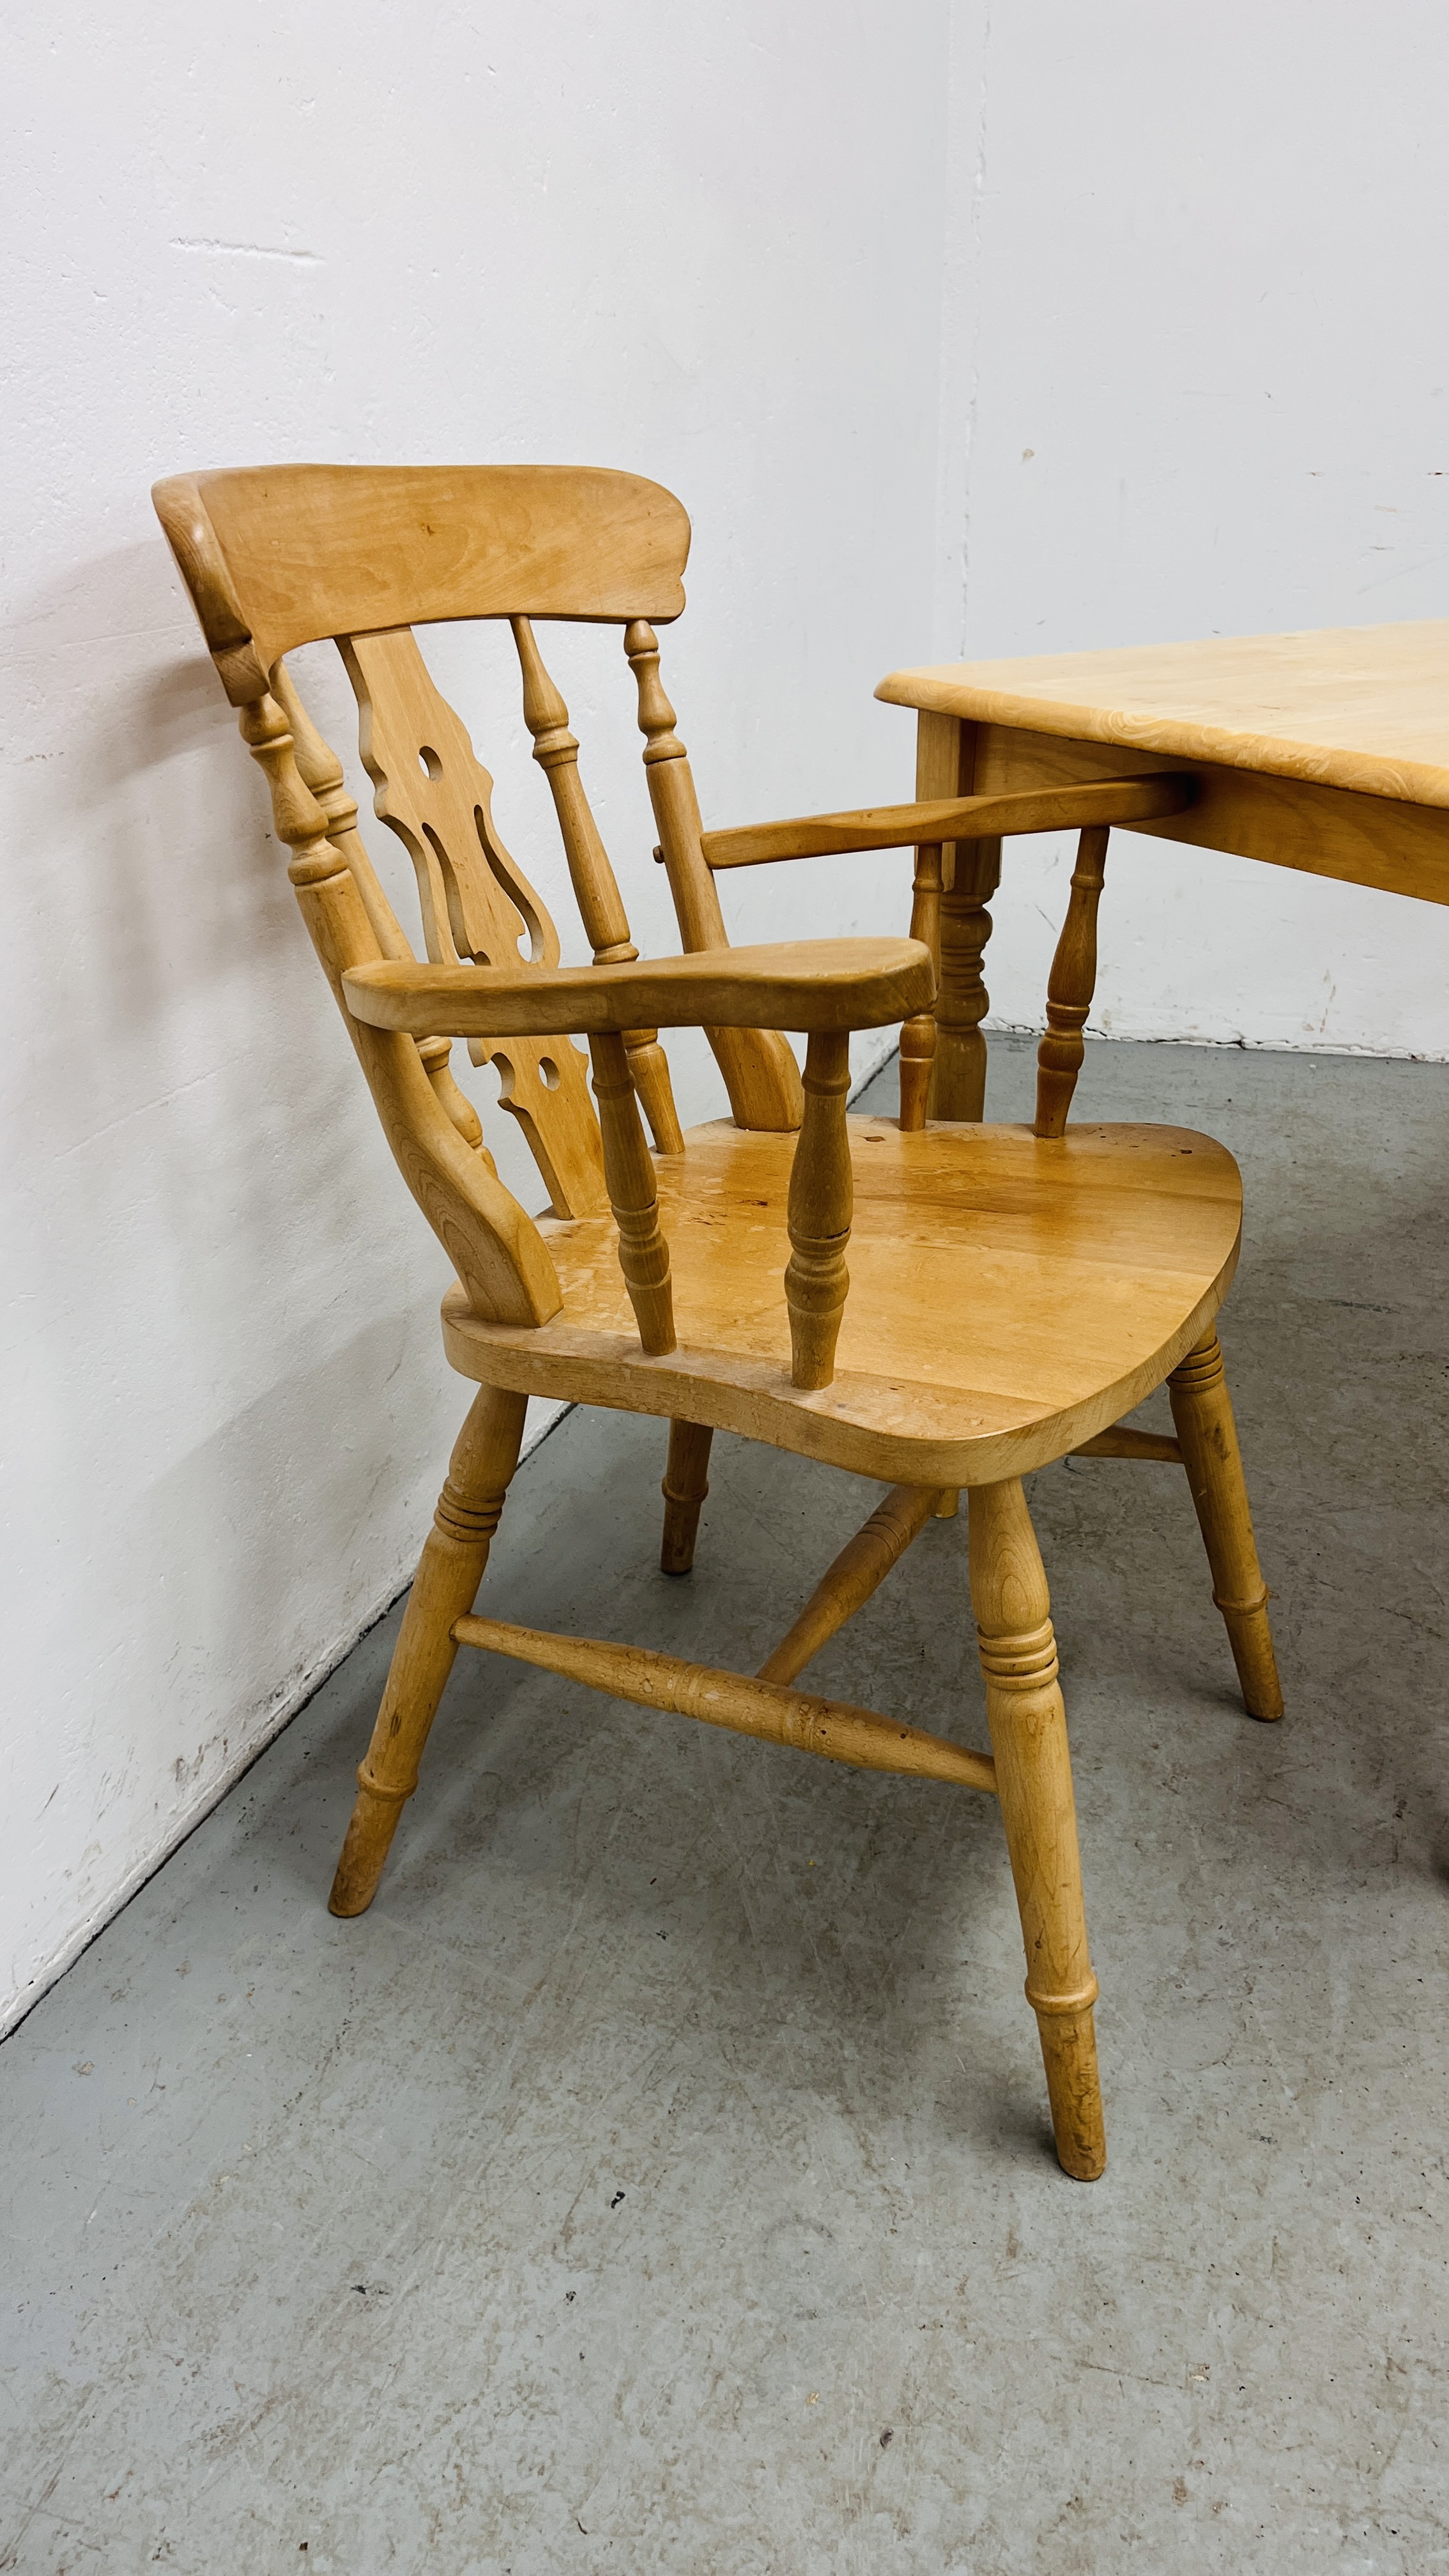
[0,0,951,2032]
[4,0,1446,2031]
[933,0,1449,1065]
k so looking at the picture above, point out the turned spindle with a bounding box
[899,839,943,1131]
[512,617,684,1154]
[590,1029,677,1354]
[931,838,1000,1121]
[785,1029,853,1389]
[625,620,802,1133]
[1035,825,1110,1138]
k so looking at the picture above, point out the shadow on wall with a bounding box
[6,536,466,2017]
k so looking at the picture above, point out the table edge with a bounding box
[875,667,1449,813]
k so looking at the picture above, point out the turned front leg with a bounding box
[1168,1330,1284,1720]
[329,1384,529,1917]
[785,1029,853,1388]
[968,1476,1106,2179]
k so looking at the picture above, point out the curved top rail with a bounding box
[153,463,691,703]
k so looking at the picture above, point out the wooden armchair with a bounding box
[153,463,1281,2181]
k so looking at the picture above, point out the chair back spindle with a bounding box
[1035,825,1110,1138]
[511,616,684,1154]
[625,620,804,1135]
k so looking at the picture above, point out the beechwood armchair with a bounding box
[153,463,1282,2180]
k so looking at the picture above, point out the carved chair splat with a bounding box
[341,624,608,1222]
[155,458,1282,2181]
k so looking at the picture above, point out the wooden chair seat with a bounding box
[443,1115,1241,1487]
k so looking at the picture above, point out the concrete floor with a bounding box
[3,1034,1448,2575]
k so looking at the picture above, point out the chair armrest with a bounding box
[341,936,934,1039]
[698,773,1193,869]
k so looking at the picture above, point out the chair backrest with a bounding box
[153,463,802,1326]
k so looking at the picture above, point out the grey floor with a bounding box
[3,1036,1448,2575]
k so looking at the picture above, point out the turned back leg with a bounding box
[1168,1330,1284,1721]
[969,1476,1106,2180]
[660,1418,713,1574]
[329,1384,529,1917]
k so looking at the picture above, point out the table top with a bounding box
[877,619,1449,813]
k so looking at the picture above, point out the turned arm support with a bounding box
[341,936,934,1041]
[343,940,933,1384]
[698,774,1192,870]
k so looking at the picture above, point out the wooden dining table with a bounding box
[873,620,1449,1117]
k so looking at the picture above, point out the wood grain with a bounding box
[785,1029,853,1388]
[1071,1425,1183,1462]
[341,625,608,1220]
[961,722,1449,909]
[877,621,1449,812]
[757,1482,942,1685]
[1168,1331,1284,1719]
[969,1476,1105,2180]
[876,624,1449,904]
[917,715,999,1121]
[700,774,1190,868]
[341,939,935,1039]
[157,459,1291,2172]
[237,688,561,1326]
[659,1420,713,1574]
[453,1614,998,1794]
[589,1030,676,1356]
[898,836,943,1133]
[511,613,684,1155]
[330,1385,529,1915]
[153,463,692,694]
[442,1115,1243,1489]
[1035,825,1110,1137]
[627,619,804,1130]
